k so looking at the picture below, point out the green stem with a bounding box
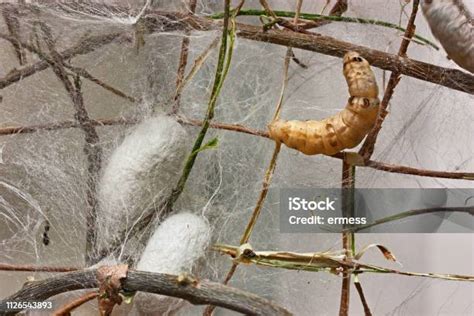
[167,0,233,209]
[209,9,439,50]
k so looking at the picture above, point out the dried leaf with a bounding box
[355,244,398,263]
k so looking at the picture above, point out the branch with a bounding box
[0,6,473,94]
[0,117,138,136]
[171,0,198,114]
[214,244,474,282]
[365,160,474,180]
[0,33,136,103]
[36,23,102,264]
[231,21,474,95]
[0,30,123,90]
[339,160,355,316]
[359,0,420,160]
[0,263,78,273]
[209,8,437,49]
[353,277,372,316]
[1,119,472,181]
[347,206,474,233]
[52,291,98,316]
[1,6,26,65]
[299,0,348,30]
[0,269,292,316]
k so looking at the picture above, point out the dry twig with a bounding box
[339,160,355,316]
[0,269,292,316]
[171,0,198,114]
[52,291,98,316]
[359,0,420,160]
[0,263,78,273]
[1,6,473,94]
[354,278,372,316]
[35,23,102,265]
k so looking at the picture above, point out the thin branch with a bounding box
[1,8,473,94]
[0,117,138,136]
[359,0,420,160]
[171,0,198,114]
[364,160,474,180]
[0,33,136,103]
[170,37,220,109]
[178,117,269,138]
[210,8,437,49]
[231,22,473,95]
[36,23,102,265]
[52,291,98,316]
[0,30,123,90]
[353,277,372,316]
[339,160,355,316]
[0,263,79,273]
[241,143,281,245]
[65,65,137,103]
[1,118,472,181]
[2,6,26,65]
[299,0,348,29]
[347,206,474,233]
[0,269,292,316]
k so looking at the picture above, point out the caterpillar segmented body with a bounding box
[268,51,380,156]
[421,0,474,73]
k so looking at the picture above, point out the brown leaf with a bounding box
[355,244,398,263]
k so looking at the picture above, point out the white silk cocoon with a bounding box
[421,0,474,73]
[133,212,211,315]
[96,115,189,252]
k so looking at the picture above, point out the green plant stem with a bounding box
[166,0,233,210]
[209,9,439,50]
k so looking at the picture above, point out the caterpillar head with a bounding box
[343,51,379,98]
[343,51,370,68]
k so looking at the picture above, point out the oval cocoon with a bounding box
[97,115,189,252]
[421,0,474,73]
[133,212,211,315]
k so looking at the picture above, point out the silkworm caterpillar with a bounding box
[421,0,474,73]
[268,51,380,156]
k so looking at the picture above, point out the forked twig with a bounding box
[0,33,136,103]
[35,22,102,265]
[359,0,420,160]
